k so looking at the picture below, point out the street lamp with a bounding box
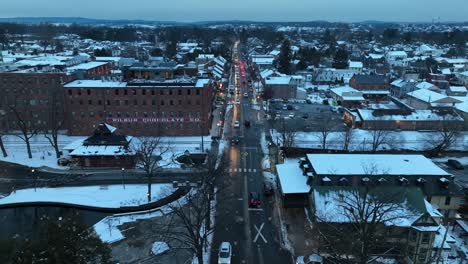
[32,169,37,192]
[121,168,126,190]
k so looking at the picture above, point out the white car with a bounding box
[218,242,232,264]
[234,121,240,128]
[243,92,248,98]
[235,99,240,104]
[289,113,295,118]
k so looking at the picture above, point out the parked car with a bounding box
[243,92,248,98]
[322,99,329,105]
[57,157,70,166]
[233,121,240,128]
[296,254,323,264]
[217,121,224,127]
[305,99,312,104]
[235,99,240,104]
[302,113,309,119]
[287,104,293,110]
[231,136,240,145]
[249,192,261,207]
[263,182,274,196]
[218,242,232,264]
[244,120,251,127]
[288,113,295,118]
[282,105,288,110]
[447,159,464,170]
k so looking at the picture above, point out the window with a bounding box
[125,112,130,117]
[125,100,129,105]
[132,89,136,95]
[143,112,148,117]
[170,100,174,105]
[161,100,165,106]
[106,100,110,105]
[124,89,128,95]
[187,100,191,105]
[418,249,428,262]
[196,100,200,105]
[160,90,164,95]
[88,100,92,105]
[79,100,83,105]
[142,100,146,105]
[178,89,182,95]
[115,90,119,95]
[445,196,451,206]
[107,112,112,117]
[89,112,95,117]
[151,90,155,95]
[117,112,121,117]
[152,112,157,117]
[178,100,182,105]
[178,111,184,117]
[115,100,120,106]
[134,99,138,105]
[196,89,200,95]
[421,233,430,244]
[409,231,417,242]
[134,112,138,117]
[152,100,156,105]
[87,89,91,95]
[98,100,102,105]
[170,112,175,118]
[142,89,146,95]
[78,90,82,96]
[169,90,173,95]
[187,89,191,95]
[196,112,201,118]
[68,90,72,95]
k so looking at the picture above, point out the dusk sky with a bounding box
[0,0,467,22]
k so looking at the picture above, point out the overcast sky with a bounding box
[1,0,467,22]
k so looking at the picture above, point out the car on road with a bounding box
[233,121,240,128]
[249,192,261,207]
[296,254,323,264]
[302,113,309,119]
[263,182,274,196]
[217,121,224,127]
[447,159,464,170]
[287,104,293,110]
[288,113,295,118]
[235,99,240,104]
[218,242,232,264]
[243,92,248,98]
[282,105,287,110]
[244,120,251,127]
[230,136,240,145]
[306,99,312,104]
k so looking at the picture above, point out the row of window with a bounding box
[72,122,202,130]
[70,98,201,106]
[71,111,202,118]
[68,88,201,96]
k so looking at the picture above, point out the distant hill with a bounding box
[0,17,179,25]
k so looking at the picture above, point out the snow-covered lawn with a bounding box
[271,129,468,151]
[151,241,170,255]
[94,189,197,243]
[0,134,85,169]
[0,184,174,208]
[0,133,212,169]
[432,156,468,165]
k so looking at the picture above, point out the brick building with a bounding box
[349,74,390,101]
[63,78,214,136]
[264,76,297,99]
[0,71,75,131]
[67,61,111,76]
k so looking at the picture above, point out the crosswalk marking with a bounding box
[228,168,258,173]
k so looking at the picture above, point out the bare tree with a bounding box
[134,137,172,202]
[315,187,412,264]
[366,122,394,153]
[316,118,334,150]
[0,132,7,158]
[9,102,38,159]
[341,125,354,151]
[276,117,297,148]
[160,152,227,264]
[43,89,64,158]
[425,114,463,156]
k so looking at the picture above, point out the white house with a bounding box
[386,51,408,67]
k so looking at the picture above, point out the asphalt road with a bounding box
[211,42,292,264]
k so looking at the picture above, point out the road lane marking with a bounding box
[248,208,263,211]
[253,223,268,243]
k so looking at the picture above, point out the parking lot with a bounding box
[267,100,345,132]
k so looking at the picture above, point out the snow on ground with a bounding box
[1,133,211,169]
[263,171,277,186]
[216,138,228,170]
[0,134,85,169]
[271,129,468,151]
[151,241,170,255]
[94,189,197,243]
[191,188,217,264]
[0,184,174,208]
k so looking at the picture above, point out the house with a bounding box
[330,86,365,108]
[348,60,363,74]
[349,74,391,101]
[456,71,468,85]
[406,89,463,110]
[65,123,136,168]
[276,162,311,208]
[447,86,468,97]
[386,51,408,67]
[390,79,417,98]
[264,76,297,99]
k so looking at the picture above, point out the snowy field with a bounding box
[0,184,174,208]
[0,133,212,169]
[271,129,468,151]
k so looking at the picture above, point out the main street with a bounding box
[211,42,292,264]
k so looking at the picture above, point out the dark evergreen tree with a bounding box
[332,47,349,69]
[277,39,292,74]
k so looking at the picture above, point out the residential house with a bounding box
[330,86,365,108]
[264,76,297,99]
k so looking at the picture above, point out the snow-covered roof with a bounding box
[67,61,108,71]
[70,145,135,156]
[387,51,407,57]
[195,78,210,87]
[265,76,291,85]
[357,109,464,122]
[349,61,363,68]
[104,123,117,133]
[416,81,436,90]
[313,186,428,227]
[306,154,450,177]
[407,89,447,103]
[64,80,127,88]
[367,53,384,60]
[276,163,310,194]
[449,86,467,93]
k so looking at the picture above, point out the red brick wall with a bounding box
[64,82,214,136]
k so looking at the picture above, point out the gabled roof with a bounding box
[352,74,387,85]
